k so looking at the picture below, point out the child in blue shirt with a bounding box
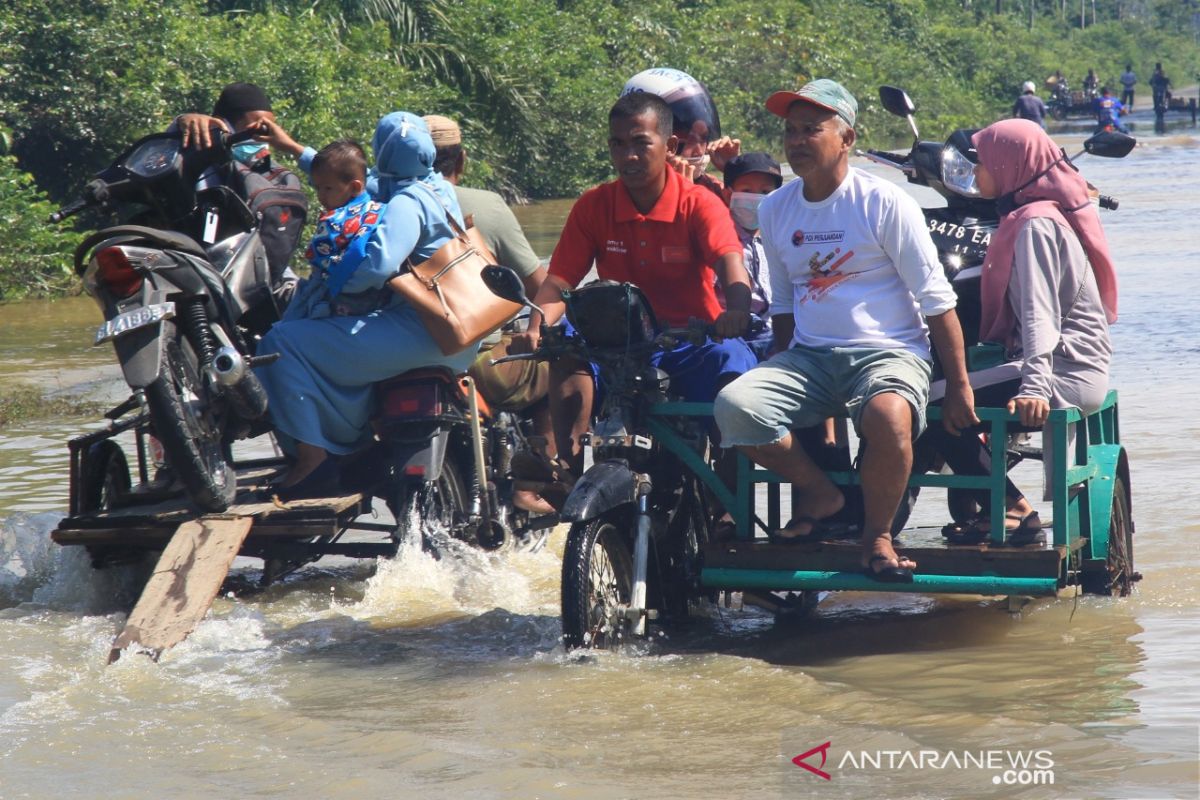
[301,140,387,315]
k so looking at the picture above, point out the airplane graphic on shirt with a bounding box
[799,246,857,304]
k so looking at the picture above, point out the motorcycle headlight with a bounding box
[940,144,980,197]
[125,138,182,179]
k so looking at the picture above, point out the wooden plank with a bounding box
[55,491,364,531]
[108,517,253,664]
[705,526,1069,580]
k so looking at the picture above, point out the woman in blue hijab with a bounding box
[255,112,478,499]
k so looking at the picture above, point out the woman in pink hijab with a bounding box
[941,118,1116,544]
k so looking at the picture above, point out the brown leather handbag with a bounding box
[390,183,522,355]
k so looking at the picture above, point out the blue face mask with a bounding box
[231,141,269,165]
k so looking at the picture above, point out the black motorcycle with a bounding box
[353,353,555,553]
[52,127,280,512]
[483,267,761,648]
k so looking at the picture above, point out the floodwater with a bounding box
[1,127,1198,800]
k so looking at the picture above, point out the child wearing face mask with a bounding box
[719,152,783,360]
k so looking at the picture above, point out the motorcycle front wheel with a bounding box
[143,322,236,512]
[561,510,637,650]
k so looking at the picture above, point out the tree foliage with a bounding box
[1,0,1196,298]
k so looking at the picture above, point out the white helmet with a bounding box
[1022,80,1036,93]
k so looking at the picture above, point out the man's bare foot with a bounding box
[513,488,557,515]
[774,489,847,541]
[862,532,917,574]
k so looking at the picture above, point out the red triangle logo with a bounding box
[792,741,832,780]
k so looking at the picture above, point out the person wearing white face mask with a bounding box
[620,68,737,201]
[719,152,782,360]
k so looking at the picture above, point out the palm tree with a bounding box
[208,0,543,196]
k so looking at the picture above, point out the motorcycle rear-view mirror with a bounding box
[482,264,545,317]
[1083,130,1136,159]
[879,85,920,141]
[879,86,916,118]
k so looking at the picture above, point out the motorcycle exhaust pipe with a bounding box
[211,346,269,419]
[212,346,247,385]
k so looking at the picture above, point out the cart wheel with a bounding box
[561,510,637,650]
[79,440,131,513]
[1081,476,1135,597]
[80,441,137,569]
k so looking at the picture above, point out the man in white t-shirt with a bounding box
[713,79,977,582]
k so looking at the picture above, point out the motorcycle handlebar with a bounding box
[49,180,109,224]
[224,125,263,147]
[860,148,913,173]
[490,315,766,365]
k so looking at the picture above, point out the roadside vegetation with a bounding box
[2,0,1197,299]
[0,384,104,429]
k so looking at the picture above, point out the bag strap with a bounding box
[408,179,469,239]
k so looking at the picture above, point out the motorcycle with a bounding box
[349,348,557,553]
[862,84,1133,520]
[52,126,282,512]
[482,266,766,647]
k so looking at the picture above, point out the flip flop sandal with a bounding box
[863,553,915,583]
[766,516,826,545]
[1005,511,1045,546]
[942,515,991,545]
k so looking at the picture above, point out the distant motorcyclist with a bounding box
[1150,63,1172,113]
[1093,86,1129,133]
[1012,81,1047,127]
[1082,68,1099,99]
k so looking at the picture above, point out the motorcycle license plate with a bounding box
[94,302,176,345]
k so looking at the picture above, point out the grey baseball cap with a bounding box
[765,78,858,127]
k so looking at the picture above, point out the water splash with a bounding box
[342,504,565,627]
[0,512,59,603]
[0,512,151,614]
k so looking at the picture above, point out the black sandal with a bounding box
[766,516,823,545]
[942,515,991,545]
[863,553,915,583]
[1005,511,1045,546]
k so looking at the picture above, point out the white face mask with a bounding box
[684,153,711,172]
[729,191,765,231]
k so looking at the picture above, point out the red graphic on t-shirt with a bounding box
[799,248,856,304]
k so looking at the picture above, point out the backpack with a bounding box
[232,161,309,285]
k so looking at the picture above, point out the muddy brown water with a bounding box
[0,133,1197,799]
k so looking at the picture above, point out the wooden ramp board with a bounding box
[53,488,365,547]
[108,517,253,664]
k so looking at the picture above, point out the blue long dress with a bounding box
[256,112,478,455]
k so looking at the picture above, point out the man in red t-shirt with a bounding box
[511,91,755,478]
